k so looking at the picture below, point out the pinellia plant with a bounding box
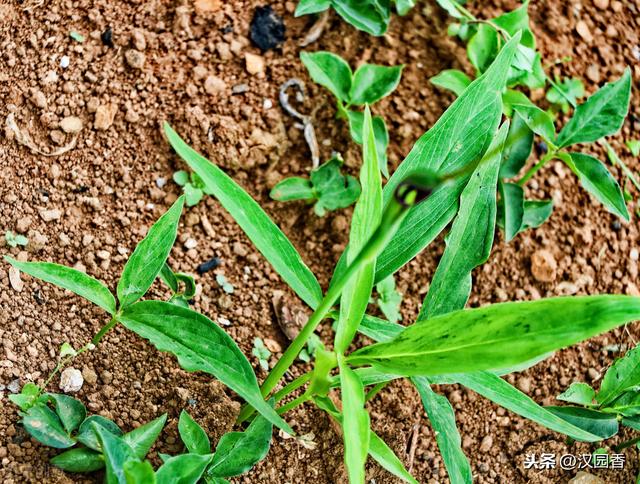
[271,52,401,214]
[172,169,214,207]
[430,0,636,242]
[295,0,415,36]
[7,36,640,483]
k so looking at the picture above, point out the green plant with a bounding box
[270,155,361,216]
[158,262,196,308]
[252,337,272,371]
[549,345,640,450]
[628,140,640,157]
[8,36,640,484]
[295,0,416,36]
[374,275,402,323]
[173,169,214,206]
[430,0,635,243]
[4,230,28,248]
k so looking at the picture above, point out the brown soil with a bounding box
[1,0,639,483]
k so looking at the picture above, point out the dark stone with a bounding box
[197,257,221,274]
[535,140,548,156]
[101,27,113,47]
[250,6,285,51]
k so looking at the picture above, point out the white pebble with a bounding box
[631,248,639,261]
[263,98,273,110]
[9,267,23,292]
[60,55,70,68]
[59,368,84,393]
[155,177,167,188]
[184,238,198,249]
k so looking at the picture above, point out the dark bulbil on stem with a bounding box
[197,257,221,274]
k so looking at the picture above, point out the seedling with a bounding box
[299,333,322,363]
[173,169,214,206]
[431,0,635,242]
[4,230,28,248]
[627,140,640,157]
[159,262,196,307]
[270,155,361,216]
[252,338,272,371]
[7,36,640,484]
[295,0,416,36]
[550,345,640,451]
[375,275,402,323]
[216,274,234,294]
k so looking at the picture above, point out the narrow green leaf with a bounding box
[94,423,140,484]
[179,411,210,455]
[621,416,640,431]
[467,24,498,73]
[394,0,415,16]
[500,182,524,242]
[339,363,370,484]
[51,447,105,472]
[47,393,86,434]
[159,263,179,293]
[414,378,472,484]
[4,256,116,314]
[356,315,607,443]
[349,64,403,105]
[457,372,604,442]
[77,415,122,452]
[557,382,596,406]
[164,123,322,309]
[557,68,631,148]
[208,414,272,478]
[545,406,619,439]
[372,33,521,281]
[435,0,465,18]
[368,432,418,484]
[269,177,315,201]
[602,391,640,417]
[117,196,184,307]
[500,112,533,179]
[420,122,506,319]
[563,153,629,220]
[346,111,390,178]
[124,460,157,484]
[118,301,292,434]
[22,403,76,449]
[502,89,555,141]
[300,51,352,102]
[349,296,640,376]
[597,345,640,406]
[335,107,383,354]
[295,0,330,16]
[156,453,214,484]
[430,69,472,97]
[123,414,167,459]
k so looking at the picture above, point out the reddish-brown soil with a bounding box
[1,0,639,482]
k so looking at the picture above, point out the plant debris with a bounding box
[250,6,286,51]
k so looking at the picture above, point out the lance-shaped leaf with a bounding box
[597,345,640,406]
[4,256,116,314]
[502,90,555,142]
[521,200,553,231]
[51,447,105,472]
[356,316,607,442]
[208,413,272,478]
[117,196,184,308]
[331,0,390,36]
[561,153,629,221]
[179,411,210,455]
[47,393,86,434]
[123,414,167,459]
[349,64,403,105]
[124,461,157,484]
[295,0,330,16]
[557,382,596,406]
[499,182,525,242]
[372,33,521,281]
[419,122,506,320]
[545,407,619,439]
[556,68,631,148]
[77,415,122,451]
[118,301,292,434]
[164,123,322,310]
[94,424,140,484]
[500,112,533,179]
[414,378,472,484]
[349,296,640,376]
[340,363,371,484]
[335,107,383,354]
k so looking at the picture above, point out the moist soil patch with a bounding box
[1,0,639,482]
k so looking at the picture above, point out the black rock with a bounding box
[535,140,548,156]
[101,27,113,47]
[197,257,222,275]
[250,6,285,51]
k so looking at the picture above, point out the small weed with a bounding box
[252,338,272,371]
[216,274,234,294]
[5,230,28,248]
[173,170,213,206]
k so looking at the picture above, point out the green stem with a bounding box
[92,317,118,345]
[259,192,417,400]
[237,372,311,424]
[276,394,309,416]
[614,435,640,453]
[364,381,388,403]
[517,150,556,186]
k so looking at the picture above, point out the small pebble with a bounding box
[232,83,249,94]
[9,267,23,292]
[576,20,593,43]
[479,435,493,453]
[630,248,639,261]
[245,52,265,75]
[125,49,145,69]
[263,98,273,109]
[94,103,118,130]
[184,238,198,249]
[101,27,113,47]
[593,0,609,9]
[60,55,70,68]
[59,368,83,393]
[7,379,20,393]
[60,116,83,134]
[40,208,62,221]
[204,75,227,95]
[531,250,557,282]
[156,177,167,188]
